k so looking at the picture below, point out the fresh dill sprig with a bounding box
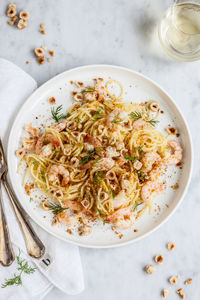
[47,202,67,215]
[51,105,71,123]
[92,109,102,120]
[81,87,96,94]
[97,208,102,215]
[80,150,96,165]
[133,202,142,211]
[1,250,36,288]
[40,171,46,181]
[147,119,159,127]
[137,146,145,155]
[111,113,122,124]
[125,155,138,163]
[110,190,115,199]
[129,111,142,120]
[29,197,33,202]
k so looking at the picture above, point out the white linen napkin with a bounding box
[0,58,84,299]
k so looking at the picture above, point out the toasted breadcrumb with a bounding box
[154,255,164,264]
[167,242,175,251]
[145,265,156,274]
[162,289,169,298]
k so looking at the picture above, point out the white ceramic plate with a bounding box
[7,65,193,248]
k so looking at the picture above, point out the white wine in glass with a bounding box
[158,1,200,61]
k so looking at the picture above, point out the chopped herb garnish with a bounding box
[51,105,71,123]
[40,171,46,181]
[125,155,138,163]
[103,219,110,225]
[1,250,36,288]
[147,119,159,127]
[130,111,142,120]
[32,161,38,166]
[47,202,67,215]
[111,190,115,199]
[111,113,122,124]
[133,202,142,211]
[81,87,96,94]
[137,146,145,155]
[80,150,96,165]
[92,109,102,120]
[94,171,104,184]
[30,197,33,202]
[93,157,101,167]
[77,118,81,123]
[97,208,102,215]
[137,172,145,181]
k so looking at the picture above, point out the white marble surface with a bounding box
[0,0,200,299]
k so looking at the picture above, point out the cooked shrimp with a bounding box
[142,152,161,172]
[80,160,95,170]
[108,206,134,229]
[48,165,69,186]
[35,134,60,154]
[132,119,151,130]
[40,143,54,157]
[84,134,102,148]
[112,190,127,209]
[64,200,83,211]
[57,209,79,227]
[94,80,107,101]
[99,158,115,170]
[25,123,40,137]
[23,138,37,150]
[106,109,127,128]
[165,140,183,165]
[141,181,163,204]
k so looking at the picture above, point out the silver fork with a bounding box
[0,147,15,266]
[0,138,45,261]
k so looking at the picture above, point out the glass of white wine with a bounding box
[158,0,200,61]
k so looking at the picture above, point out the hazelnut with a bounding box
[166,127,177,135]
[49,50,54,57]
[34,47,45,57]
[162,289,169,298]
[8,3,16,9]
[7,6,17,18]
[167,242,175,251]
[74,93,83,102]
[17,19,27,29]
[149,101,160,112]
[154,254,164,264]
[19,11,30,20]
[37,56,45,65]
[184,278,192,285]
[145,265,156,274]
[76,81,84,88]
[15,149,25,159]
[48,97,56,105]
[40,29,46,34]
[169,275,178,285]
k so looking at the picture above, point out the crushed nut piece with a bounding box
[162,289,169,298]
[169,275,178,285]
[119,233,123,239]
[19,11,30,20]
[67,228,73,235]
[17,18,27,29]
[74,93,83,102]
[154,255,164,264]
[7,20,15,26]
[48,96,56,105]
[78,224,92,236]
[52,216,58,226]
[40,24,45,28]
[177,289,185,299]
[8,3,16,9]
[49,50,54,57]
[47,58,51,62]
[167,127,177,135]
[40,29,46,34]
[134,228,138,232]
[16,148,25,159]
[42,46,47,50]
[12,15,18,23]
[72,91,77,96]
[37,56,45,65]
[76,81,84,88]
[145,265,156,274]
[167,242,175,251]
[149,101,160,112]
[7,6,17,17]
[26,61,29,64]
[34,47,45,57]
[184,278,192,285]
[171,183,179,189]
